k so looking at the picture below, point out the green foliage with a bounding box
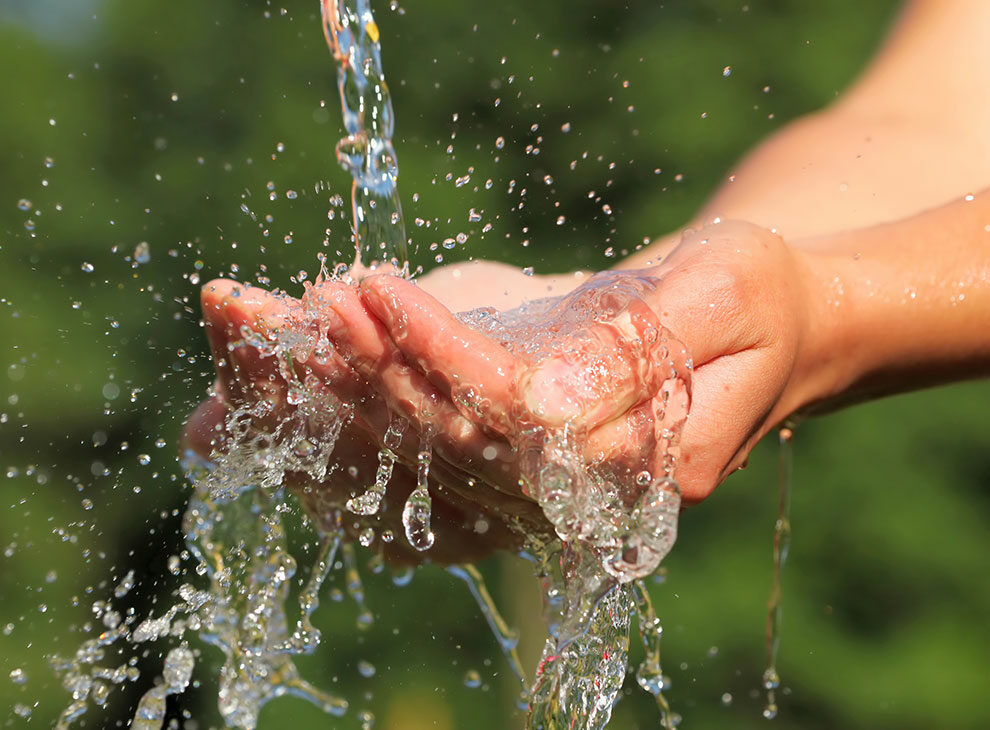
[2,0,987,728]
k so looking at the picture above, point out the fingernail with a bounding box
[522,358,583,427]
[359,276,400,329]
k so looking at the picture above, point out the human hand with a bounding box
[341,220,823,507]
[182,276,549,566]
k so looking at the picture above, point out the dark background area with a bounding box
[2,0,988,728]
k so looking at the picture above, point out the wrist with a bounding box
[786,246,866,417]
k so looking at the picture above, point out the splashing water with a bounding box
[54,5,692,730]
[456,275,692,729]
[53,284,689,729]
[130,646,194,730]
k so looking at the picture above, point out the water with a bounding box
[401,438,436,551]
[129,646,194,730]
[53,4,693,728]
[346,418,404,515]
[321,0,408,271]
[454,283,692,729]
[763,425,795,720]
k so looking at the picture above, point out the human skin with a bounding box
[185,187,989,523]
[335,191,990,504]
[183,0,989,531]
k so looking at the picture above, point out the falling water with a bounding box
[763,425,795,720]
[321,0,409,271]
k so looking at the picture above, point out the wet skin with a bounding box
[184,221,824,566]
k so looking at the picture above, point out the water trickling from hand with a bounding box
[456,277,692,729]
[763,425,795,720]
[401,437,436,551]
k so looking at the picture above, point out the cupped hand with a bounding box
[184,220,822,568]
[182,268,552,566]
[339,220,820,505]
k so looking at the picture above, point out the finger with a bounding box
[579,377,690,501]
[674,349,782,504]
[315,281,520,489]
[200,279,294,405]
[520,292,691,430]
[359,275,521,435]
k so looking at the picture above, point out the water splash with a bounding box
[347,418,405,515]
[456,274,693,729]
[528,580,633,729]
[130,646,194,729]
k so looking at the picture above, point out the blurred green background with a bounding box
[2,0,988,728]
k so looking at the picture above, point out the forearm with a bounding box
[622,0,990,268]
[794,190,990,415]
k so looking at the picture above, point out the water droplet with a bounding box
[722,66,732,77]
[134,241,150,264]
[16,199,32,211]
[9,668,27,684]
[555,215,565,226]
[495,136,505,149]
[463,669,482,688]
[137,454,151,466]
[357,660,376,678]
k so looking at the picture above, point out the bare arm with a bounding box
[623,0,990,268]
[795,189,990,415]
